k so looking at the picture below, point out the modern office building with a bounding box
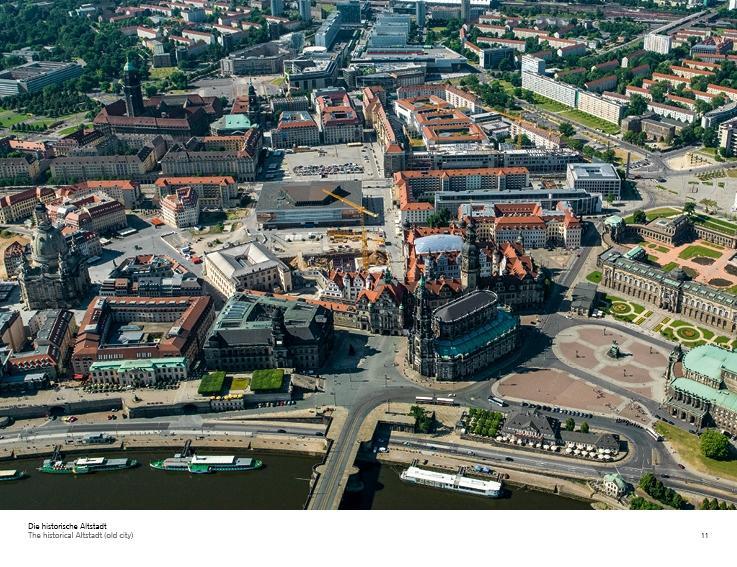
[316,12,343,50]
[256,180,363,228]
[566,163,621,201]
[299,0,311,22]
[0,61,83,97]
[270,0,284,17]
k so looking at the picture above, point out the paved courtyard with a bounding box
[552,324,669,402]
[496,368,627,415]
[641,238,737,290]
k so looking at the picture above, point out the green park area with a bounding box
[585,271,601,284]
[250,368,285,391]
[622,207,680,225]
[532,94,569,112]
[677,245,721,261]
[229,377,251,392]
[655,422,737,482]
[602,294,647,324]
[198,371,227,396]
[692,214,737,236]
[661,261,678,272]
[0,109,32,129]
[149,67,178,80]
[558,109,620,134]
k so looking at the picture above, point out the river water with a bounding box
[1,449,319,510]
[340,460,592,510]
[1,451,590,510]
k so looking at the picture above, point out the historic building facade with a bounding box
[18,204,91,310]
[203,293,334,372]
[407,284,520,380]
[598,248,737,333]
[665,344,737,435]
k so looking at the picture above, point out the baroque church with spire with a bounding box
[17,203,91,310]
[405,217,523,380]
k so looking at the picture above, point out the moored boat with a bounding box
[150,454,262,474]
[0,469,24,481]
[38,457,137,474]
[400,466,502,498]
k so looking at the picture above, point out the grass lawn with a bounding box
[586,271,602,284]
[198,371,227,396]
[149,67,178,80]
[655,245,669,253]
[229,377,251,392]
[498,80,516,95]
[623,207,680,224]
[678,245,722,260]
[532,94,570,112]
[251,368,285,391]
[655,422,737,482]
[0,108,33,128]
[558,109,620,134]
[728,285,737,295]
[692,214,737,236]
[58,124,89,136]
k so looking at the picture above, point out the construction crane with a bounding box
[321,188,378,269]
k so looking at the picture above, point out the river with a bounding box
[2,451,591,510]
[0,449,319,510]
[340,460,592,510]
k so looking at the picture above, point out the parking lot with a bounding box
[272,142,383,181]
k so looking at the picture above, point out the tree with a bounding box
[702,127,718,148]
[627,93,648,116]
[632,209,647,224]
[427,207,451,228]
[564,418,575,431]
[683,201,696,216]
[559,122,575,137]
[579,421,589,433]
[700,429,731,460]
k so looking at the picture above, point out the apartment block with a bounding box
[576,90,623,125]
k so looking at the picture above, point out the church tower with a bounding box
[407,275,435,377]
[123,56,144,117]
[461,218,480,291]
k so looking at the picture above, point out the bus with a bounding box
[347,142,363,147]
[415,396,457,407]
[488,396,506,408]
[646,428,662,442]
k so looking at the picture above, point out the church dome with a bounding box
[31,222,69,267]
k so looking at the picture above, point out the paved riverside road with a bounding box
[391,435,737,504]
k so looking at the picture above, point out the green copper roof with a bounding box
[124,58,138,72]
[604,215,623,226]
[683,345,737,381]
[90,357,187,371]
[671,377,737,413]
[434,309,518,358]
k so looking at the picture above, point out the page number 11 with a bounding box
[701,532,711,540]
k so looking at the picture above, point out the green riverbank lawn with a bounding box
[655,421,737,482]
